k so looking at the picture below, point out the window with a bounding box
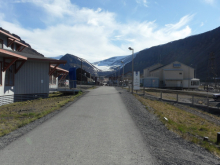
[191,81,199,86]
[49,75,56,84]
[0,39,3,49]
[5,65,14,86]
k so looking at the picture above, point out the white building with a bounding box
[143,61,200,89]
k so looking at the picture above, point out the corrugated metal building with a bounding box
[0,28,67,105]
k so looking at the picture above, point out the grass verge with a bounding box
[134,94,220,157]
[0,92,82,137]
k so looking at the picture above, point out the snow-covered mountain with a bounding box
[93,53,137,71]
[49,55,63,60]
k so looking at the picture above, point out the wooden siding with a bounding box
[0,93,48,106]
[14,61,49,94]
[0,95,14,106]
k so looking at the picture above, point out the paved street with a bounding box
[0,87,157,165]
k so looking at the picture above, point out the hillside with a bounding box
[92,53,137,71]
[111,26,220,81]
[59,54,102,75]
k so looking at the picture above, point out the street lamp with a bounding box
[128,47,134,94]
[118,66,120,86]
[121,60,124,86]
[115,70,116,86]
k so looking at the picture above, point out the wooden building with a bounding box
[0,28,66,105]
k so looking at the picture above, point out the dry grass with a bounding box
[0,92,82,137]
[135,94,220,157]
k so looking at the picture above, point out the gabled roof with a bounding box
[0,49,27,60]
[144,63,164,71]
[0,29,20,41]
[1,49,66,64]
[150,61,194,72]
[0,27,66,65]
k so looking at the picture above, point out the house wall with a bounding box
[14,60,49,94]
[0,57,15,95]
[163,70,183,80]
[143,63,162,77]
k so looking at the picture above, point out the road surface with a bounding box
[0,87,157,165]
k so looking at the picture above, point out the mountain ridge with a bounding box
[108,26,220,81]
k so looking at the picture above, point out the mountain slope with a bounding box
[59,54,102,75]
[49,55,63,60]
[93,53,137,71]
[109,26,220,81]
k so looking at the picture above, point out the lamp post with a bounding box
[115,70,116,86]
[121,61,124,86]
[118,66,120,86]
[128,47,134,94]
[80,58,83,86]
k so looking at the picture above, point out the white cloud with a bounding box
[0,0,193,63]
[203,0,216,5]
[136,0,148,7]
[200,22,204,26]
[165,15,194,30]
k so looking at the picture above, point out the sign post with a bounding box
[133,71,140,91]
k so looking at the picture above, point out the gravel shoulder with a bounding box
[116,87,220,165]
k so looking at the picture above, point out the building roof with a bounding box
[50,65,69,73]
[0,27,30,47]
[150,65,164,72]
[1,49,66,64]
[0,27,66,65]
[150,61,194,72]
[0,49,27,60]
[0,29,20,41]
[144,63,164,72]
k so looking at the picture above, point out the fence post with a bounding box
[160,91,162,99]
[217,132,220,144]
[176,93,178,103]
[192,95,194,105]
[143,87,145,95]
[207,98,209,107]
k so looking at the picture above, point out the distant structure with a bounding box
[142,61,200,89]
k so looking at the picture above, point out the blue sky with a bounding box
[0,0,220,62]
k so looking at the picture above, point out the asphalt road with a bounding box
[0,87,157,165]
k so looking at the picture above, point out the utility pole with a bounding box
[121,61,124,86]
[129,47,134,94]
[81,59,82,85]
[115,71,116,86]
[118,66,120,86]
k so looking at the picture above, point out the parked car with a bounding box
[213,94,220,101]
